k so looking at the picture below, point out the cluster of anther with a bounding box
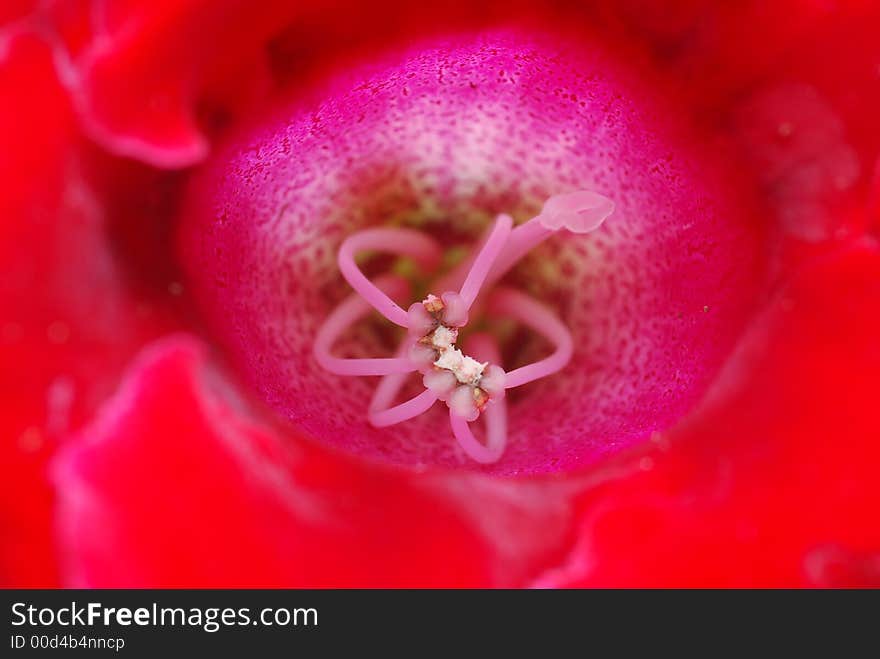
[407,291,507,422]
[314,191,613,464]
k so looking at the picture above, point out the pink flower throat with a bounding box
[314,191,614,463]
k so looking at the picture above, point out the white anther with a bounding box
[430,325,458,350]
[433,348,487,386]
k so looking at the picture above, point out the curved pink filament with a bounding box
[458,213,513,309]
[449,409,506,464]
[370,341,416,411]
[369,389,438,428]
[314,276,417,377]
[365,213,512,420]
[488,288,573,389]
[337,228,442,327]
[319,194,600,460]
[449,333,507,464]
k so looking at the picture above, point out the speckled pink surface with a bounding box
[179,31,762,474]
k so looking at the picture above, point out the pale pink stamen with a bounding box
[337,228,442,327]
[439,292,469,328]
[448,385,480,422]
[369,389,438,427]
[479,364,507,402]
[423,369,459,400]
[406,302,436,337]
[368,215,513,428]
[361,337,445,427]
[449,406,507,464]
[314,275,418,376]
[449,333,508,464]
[369,343,414,410]
[489,288,574,389]
[408,342,437,370]
[315,191,610,464]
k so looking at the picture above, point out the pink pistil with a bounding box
[314,191,611,464]
[489,191,615,286]
[458,213,513,309]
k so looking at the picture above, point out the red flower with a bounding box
[2,0,879,587]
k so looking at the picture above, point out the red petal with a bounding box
[537,244,880,587]
[0,33,71,587]
[6,0,877,588]
[53,335,578,587]
[0,33,177,585]
[33,0,315,168]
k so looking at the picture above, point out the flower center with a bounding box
[179,32,763,475]
[314,192,613,463]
